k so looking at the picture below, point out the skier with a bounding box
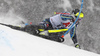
[0,9,84,48]
[38,9,84,48]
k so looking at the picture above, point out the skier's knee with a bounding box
[39,18,50,29]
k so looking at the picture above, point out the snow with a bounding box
[0,9,26,27]
[0,24,100,56]
[57,0,72,11]
[77,0,81,4]
[87,0,94,12]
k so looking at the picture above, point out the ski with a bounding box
[0,23,65,42]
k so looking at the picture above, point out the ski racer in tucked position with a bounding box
[38,9,84,48]
[0,9,84,49]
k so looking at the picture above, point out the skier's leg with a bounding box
[70,26,80,48]
[70,27,77,44]
[39,18,53,30]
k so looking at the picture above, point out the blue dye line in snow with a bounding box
[0,30,14,50]
[2,36,14,50]
[0,30,4,33]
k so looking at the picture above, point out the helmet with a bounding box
[72,9,84,18]
[72,9,80,14]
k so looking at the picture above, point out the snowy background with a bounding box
[0,0,100,54]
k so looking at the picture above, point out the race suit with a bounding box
[40,14,82,44]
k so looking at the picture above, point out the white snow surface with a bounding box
[0,25,100,56]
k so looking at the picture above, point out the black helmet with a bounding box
[72,9,84,18]
[72,9,80,14]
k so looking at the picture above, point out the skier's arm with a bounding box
[72,17,83,25]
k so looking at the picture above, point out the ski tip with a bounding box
[25,22,33,26]
[25,23,28,25]
[54,12,56,15]
[30,22,32,24]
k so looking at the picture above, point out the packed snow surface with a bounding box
[0,25,100,56]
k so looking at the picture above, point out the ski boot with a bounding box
[75,43,81,49]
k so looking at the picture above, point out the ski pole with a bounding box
[61,0,84,38]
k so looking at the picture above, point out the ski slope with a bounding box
[0,25,100,56]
